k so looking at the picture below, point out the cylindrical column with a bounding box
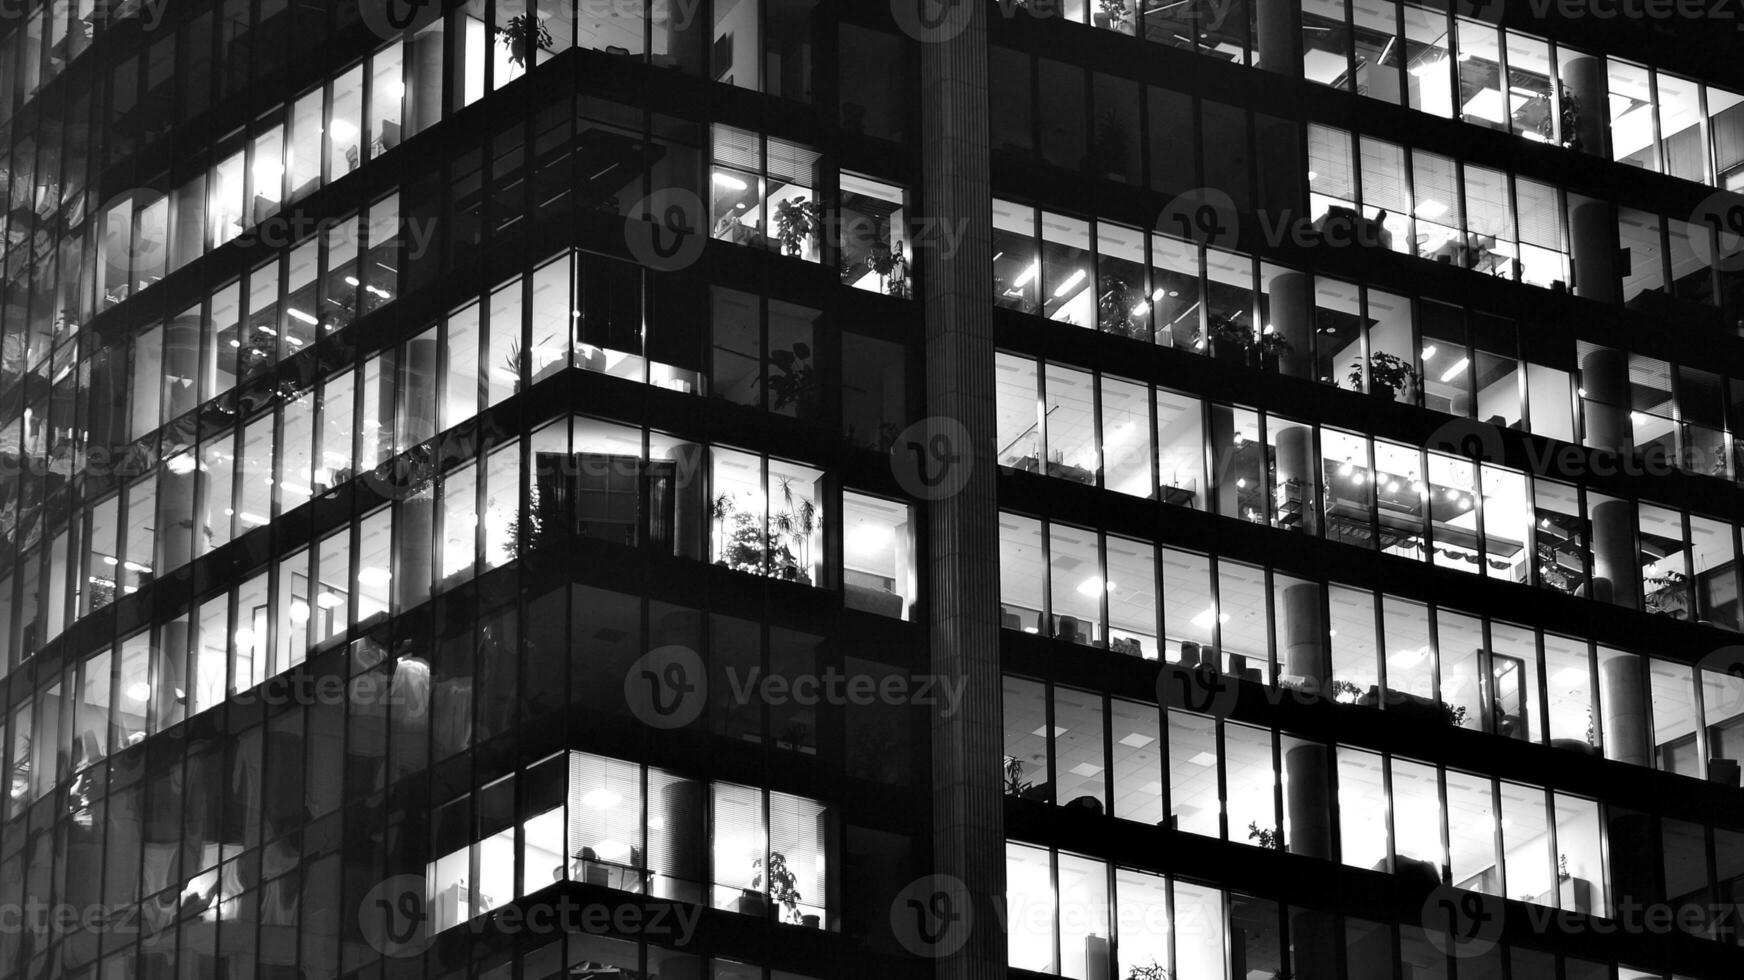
[1591,498,1637,608]
[395,339,439,611]
[1601,654,1650,766]
[1210,406,1240,517]
[1571,198,1621,304]
[1275,424,1316,535]
[672,443,705,561]
[1579,347,1630,452]
[1562,56,1609,156]
[1282,582,1327,686]
[1285,744,1333,860]
[658,779,707,905]
[1255,0,1298,76]
[1267,272,1312,380]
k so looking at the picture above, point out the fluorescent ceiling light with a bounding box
[1053,269,1087,298]
[1439,357,1470,383]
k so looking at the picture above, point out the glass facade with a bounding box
[0,1,1741,978]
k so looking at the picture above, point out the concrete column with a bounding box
[1280,581,1336,969]
[657,779,707,905]
[921,7,1005,980]
[158,467,197,574]
[1210,406,1240,518]
[1289,907,1339,980]
[1281,583,1327,686]
[1579,347,1630,452]
[1562,56,1610,156]
[1571,198,1621,304]
[1274,424,1316,535]
[395,339,439,611]
[1255,0,1298,76]
[409,26,444,136]
[163,317,202,422]
[1601,654,1650,767]
[1590,499,1637,609]
[672,443,705,561]
[1267,271,1312,381]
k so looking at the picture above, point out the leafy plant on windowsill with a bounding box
[751,851,804,925]
[1330,679,1367,704]
[765,342,818,416]
[1097,0,1133,31]
[867,239,911,298]
[1644,570,1690,617]
[1089,109,1132,177]
[1126,961,1171,980]
[772,198,823,258]
[1003,755,1033,797]
[770,477,818,584]
[495,13,553,69]
[1348,352,1420,401]
[1442,702,1469,727]
[1098,273,1148,340]
[1246,821,1282,850]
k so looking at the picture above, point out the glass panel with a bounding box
[1168,710,1219,837]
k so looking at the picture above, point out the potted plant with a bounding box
[867,239,910,298]
[1347,352,1419,401]
[1127,961,1171,980]
[772,197,823,258]
[765,343,818,416]
[1206,314,1256,363]
[775,721,813,751]
[1097,273,1147,339]
[495,13,553,69]
[751,851,805,925]
[1246,821,1282,850]
[770,477,817,583]
[1254,331,1295,372]
[1003,755,1033,797]
[1094,0,1133,32]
